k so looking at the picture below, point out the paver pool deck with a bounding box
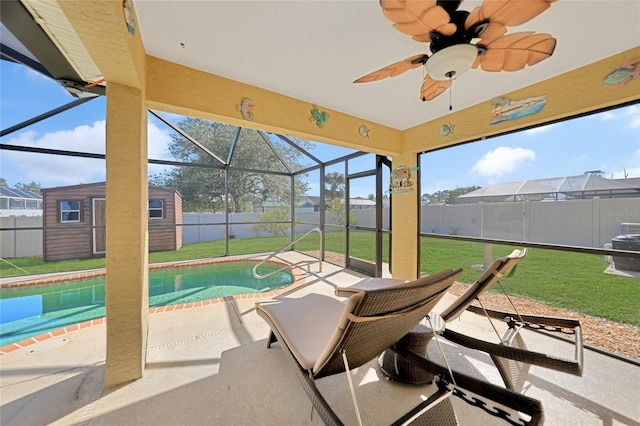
[1,253,638,425]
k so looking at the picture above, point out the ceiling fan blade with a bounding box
[473,32,556,72]
[381,0,456,43]
[354,54,428,83]
[466,0,556,29]
[420,75,451,101]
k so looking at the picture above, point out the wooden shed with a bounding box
[42,182,182,262]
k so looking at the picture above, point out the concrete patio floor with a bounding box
[1,253,639,425]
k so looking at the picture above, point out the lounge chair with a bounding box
[380,248,583,390]
[389,347,545,426]
[255,268,462,425]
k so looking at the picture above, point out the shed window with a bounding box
[149,200,164,219]
[60,200,80,222]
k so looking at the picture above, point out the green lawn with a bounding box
[1,232,638,325]
[418,238,640,326]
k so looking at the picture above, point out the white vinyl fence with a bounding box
[1,198,637,257]
[421,198,639,248]
[0,217,43,258]
[181,209,389,243]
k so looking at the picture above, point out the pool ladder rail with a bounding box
[252,228,323,280]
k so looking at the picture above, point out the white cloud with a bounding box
[598,111,616,121]
[147,123,174,177]
[611,167,640,179]
[626,105,640,129]
[472,147,535,178]
[2,121,172,188]
[598,104,640,129]
[524,123,556,136]
[147,123,173,161]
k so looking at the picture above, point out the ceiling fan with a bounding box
[354,0,557,103]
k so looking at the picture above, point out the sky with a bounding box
[1,59,639,198]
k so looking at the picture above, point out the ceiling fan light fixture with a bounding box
[425,44,478,81]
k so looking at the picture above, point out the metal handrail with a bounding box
[253,227,323,279]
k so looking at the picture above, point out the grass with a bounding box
[1,233,638,325]
[419,238,640,326]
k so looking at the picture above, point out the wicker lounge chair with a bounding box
[386,248,582,390]
[389,347,545,426]
[255,268,462,425]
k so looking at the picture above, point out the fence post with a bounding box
[593,197,600,248]
[523,201,529,242]
[13,216,17,258]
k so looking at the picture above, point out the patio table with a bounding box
[378,313,446,384]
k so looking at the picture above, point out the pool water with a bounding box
[0,261,293,347]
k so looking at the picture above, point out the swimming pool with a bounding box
[0,261,293,347]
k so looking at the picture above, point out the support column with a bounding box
[105,82,149,388]
[391,153,419,280]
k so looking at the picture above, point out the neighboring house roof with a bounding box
[0,187,42,200]
[303,196,323,205]
[297,197,379,207]
[458,175,640,203]
[349,199,376,206]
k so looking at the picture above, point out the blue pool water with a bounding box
[0,261,293,347]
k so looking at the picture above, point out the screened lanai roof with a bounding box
[457,175,640,203]
[0,186,42,200]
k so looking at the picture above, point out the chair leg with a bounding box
[266,330,277,348]
[492,332,530,391]
[341,349,363,426]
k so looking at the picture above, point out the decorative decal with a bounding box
[390,165,419,194]
[237,98,255,121]
[123,0,136,35]
[359,125,370,138]
[489,96,547,125]
[440,123,455,137]
[309,104,329,128]
[604,58,640,86]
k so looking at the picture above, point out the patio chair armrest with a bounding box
[335,278,406,297]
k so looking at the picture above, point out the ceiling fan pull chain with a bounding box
[449,82,453,111]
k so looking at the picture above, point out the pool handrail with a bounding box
[253,228,323,280]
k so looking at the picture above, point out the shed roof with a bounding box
[41,182,181,197]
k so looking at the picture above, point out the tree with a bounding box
[0,178,7,187]
[325,172,345,200]
[423,185,481,204]
[151,118,312,212]
[326,198,357,226]
[15,181,42,194]
[584,170,606,177]
[248,205,294,236]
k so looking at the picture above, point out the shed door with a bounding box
[93,198,106,254]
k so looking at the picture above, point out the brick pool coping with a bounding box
[0,256,309,356]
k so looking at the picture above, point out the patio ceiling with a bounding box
[1,1,639,139]
[132,0,639,130]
